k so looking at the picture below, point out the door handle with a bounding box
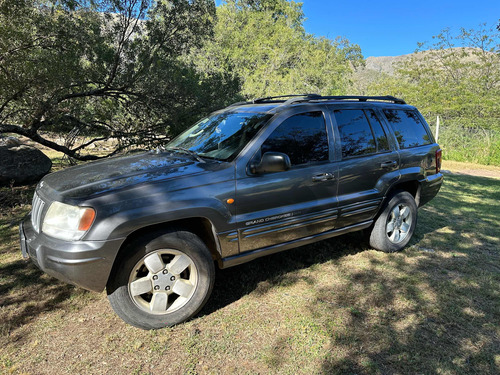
[312,173,335,182]
[380,160,397,168]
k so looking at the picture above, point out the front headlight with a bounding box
[42,201,96,241]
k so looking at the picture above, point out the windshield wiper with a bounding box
[167,147,206,163]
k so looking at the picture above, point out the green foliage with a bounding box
[0,0,239,159]
[365,24,500,165]
[369,25,499,127]
[10,0,497,167]
[430,122,500,165]
[192,0,363,99]
[1,0,362,158]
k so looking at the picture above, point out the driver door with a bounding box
[234,110,339,253]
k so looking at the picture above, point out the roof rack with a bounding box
[228,94,320,107]
[228,94,406,107]
[253,94,321,103]
[311,95,406,104]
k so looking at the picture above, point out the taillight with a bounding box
[435,149,442,173]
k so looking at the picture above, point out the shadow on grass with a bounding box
[203,173,500,374]
[0,260,78,334]
[0,194,85,342]
[316,249,499,374]
[203,231,370,317]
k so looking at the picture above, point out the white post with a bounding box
[435,115,440,141]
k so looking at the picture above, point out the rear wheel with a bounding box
[369,191,418,253]
[107,230,215,330]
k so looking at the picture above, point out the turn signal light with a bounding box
[78,208,96,231]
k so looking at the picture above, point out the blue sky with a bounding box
[301,0,500,57]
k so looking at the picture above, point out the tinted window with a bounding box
[366,109,390,151]
[334,109,376,158]
[383,109,431,148]
[261,112,328,166]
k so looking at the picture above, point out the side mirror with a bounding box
[250,152,291,174]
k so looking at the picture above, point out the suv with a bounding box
[20,94,443,329]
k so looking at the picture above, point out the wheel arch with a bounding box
[106,217,222,289]
[386,179,421,206]
[370,179,420,226]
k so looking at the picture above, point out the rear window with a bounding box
[383,109,431,149]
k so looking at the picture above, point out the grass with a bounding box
[429,123,500,166]
[0,161,499,374]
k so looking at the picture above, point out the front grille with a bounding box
[31,192,46,233]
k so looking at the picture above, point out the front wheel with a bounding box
[107,230,215,330]
[369,191,418,253]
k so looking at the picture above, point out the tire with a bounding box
[369,191,418,253]
[106,229,215,330]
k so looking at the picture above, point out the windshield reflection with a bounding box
[167,112,272,161]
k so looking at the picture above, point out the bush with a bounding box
[430,121,500,166]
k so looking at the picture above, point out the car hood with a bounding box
[40,151,221,199]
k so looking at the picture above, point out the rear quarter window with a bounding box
[383,109,432,149]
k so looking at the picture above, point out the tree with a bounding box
[191,0,363,99]
[367,24,499,130]
[0,0,239,160]
[362,24,500,165]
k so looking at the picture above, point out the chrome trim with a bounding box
[339,198,382,218]
[31,192,46,233]
[240,208,338,239]
[217,230,240,257]
[340,205,379,218]
[222,221,373,268]
[225,231,238,241]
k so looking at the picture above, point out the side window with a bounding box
[366,109,390,151]
[334,109,376,158]
[261,112,328,166]
[383,109,431,148]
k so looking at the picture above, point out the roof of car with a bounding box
[223,94,416,114]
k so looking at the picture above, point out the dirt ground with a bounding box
[441,160,500,179]
[452,169,500,178]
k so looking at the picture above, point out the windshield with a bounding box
[167,112,272,161]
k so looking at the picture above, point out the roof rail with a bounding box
[228,94,320,107]
[228,94,406,107]
[253,94,321,104]
[281,95,406,105]
[309,95,406,104]
[227,100,251,107]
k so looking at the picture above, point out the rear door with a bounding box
[382,108,437,176]
[330,106,400,228]
[234,108,339,253]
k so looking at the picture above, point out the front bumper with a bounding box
[20,216,125,292]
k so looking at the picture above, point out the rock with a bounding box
[0,145,52,185]
[0,136,22,148]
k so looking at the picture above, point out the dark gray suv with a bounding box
[20,94,443,329]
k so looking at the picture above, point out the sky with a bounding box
[301,0,500,57]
